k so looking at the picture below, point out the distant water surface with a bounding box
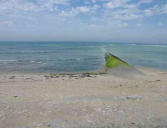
[0,41,167,73]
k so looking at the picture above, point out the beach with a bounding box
[0,67,167,128]
[1,0,167,127]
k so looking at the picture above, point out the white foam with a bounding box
[143,44,167,47]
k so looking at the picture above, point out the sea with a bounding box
[0,41,167,73]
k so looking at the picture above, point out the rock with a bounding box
[126,95,142,100]
[9,76,15,79]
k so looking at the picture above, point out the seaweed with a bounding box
[105,52,130,68]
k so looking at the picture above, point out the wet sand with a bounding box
[0,68,167,128]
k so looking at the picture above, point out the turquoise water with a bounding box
[0,42,167,73]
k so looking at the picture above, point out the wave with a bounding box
[126,44,137,46]
[142,44,167,47]
[100,46,108,54]
[126,44,167,47]
[109,43,167,47]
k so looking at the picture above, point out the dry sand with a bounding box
[0,67,167,128]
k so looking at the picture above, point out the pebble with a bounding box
[126,95,142,100]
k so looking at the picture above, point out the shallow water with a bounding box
[0,41,166,73]
[106,43,167,71]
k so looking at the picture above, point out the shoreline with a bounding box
[0,65,166,75]
[0,66,166,84]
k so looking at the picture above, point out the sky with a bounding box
[0,0,167,43]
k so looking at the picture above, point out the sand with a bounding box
[0,67,167,128]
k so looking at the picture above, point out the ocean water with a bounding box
[0,41,167,73]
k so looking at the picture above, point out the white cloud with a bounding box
[38,0,71,5]
[144,4,167,16]
[103,0,131,9]
[0,0,71,12]
[103,4,143,21]
[59,5,100,17]
[0,0,166,19]
[59,10,76,17]
[77,6,90,13]
[102,0,145,21]
[104,2,115,9]
[0,0,167,31]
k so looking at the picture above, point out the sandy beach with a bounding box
[0,67,167,128]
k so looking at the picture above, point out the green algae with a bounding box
[105,52,130,68]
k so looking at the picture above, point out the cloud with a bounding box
[0,0,71,13]
[59,4,100,17]
[0,0,167,43]
[103,0,131,9]
[0,0,166,20]
[0,0,167,31]
[77,6,90,13]
[144,4,167,16]
[139,0,153,4]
